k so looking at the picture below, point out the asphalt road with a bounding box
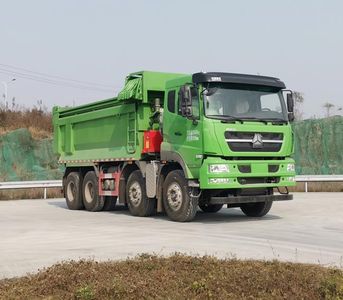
[0,193,342,279]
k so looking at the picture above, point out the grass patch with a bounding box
[0,106,51,139]
[0,255,342,299]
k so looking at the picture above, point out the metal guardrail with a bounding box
[0,175,342,199]
[295,175,343,192]
[0,180,62,199]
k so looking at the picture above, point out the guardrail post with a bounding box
[44,188,47,200]
[305,182,308,193]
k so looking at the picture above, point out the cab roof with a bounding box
[192,72,286,89]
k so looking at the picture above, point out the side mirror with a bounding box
[179,85,193,118]
[287,93,294,113]
[288,112,295,122]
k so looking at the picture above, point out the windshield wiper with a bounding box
[263,118,288,124]
[206,114,244,123]
[237,117,269,124]
[206,115,288,124]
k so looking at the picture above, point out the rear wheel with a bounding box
[199,203,223,213]
[65,172,84,210]
[163,170,198,222]
[82,171,105,212]
[103,196,117,211]
[126,170,155,217]
[240,201,273,217]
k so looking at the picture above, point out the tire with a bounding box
[103,196,117,211]
[126,170,155,217]
[65,172,84,210]
[163,170,198,222]
[199,203,223,213]
[240,201,273,217]
[82,171,105,212]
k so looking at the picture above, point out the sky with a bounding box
[0,0,342,118]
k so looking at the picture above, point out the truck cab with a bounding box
[160,72,295,218]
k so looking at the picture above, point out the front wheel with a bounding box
[163,170,198,222]
[199,203,223,213]
[240,201,273,217]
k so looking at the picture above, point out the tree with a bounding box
[323,102,335,118]
[293,91,304,120]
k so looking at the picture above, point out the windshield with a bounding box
[203,83,288,121]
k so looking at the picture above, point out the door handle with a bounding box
[174,131,182,136]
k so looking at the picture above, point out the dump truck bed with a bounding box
[53,99,141,164]
[53,71,188,166]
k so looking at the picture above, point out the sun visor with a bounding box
[192,72,286,89]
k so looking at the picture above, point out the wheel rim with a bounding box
[66,181,75,202]
[167,183,183,211]
[84,181,95,204]
[128,181,142,207]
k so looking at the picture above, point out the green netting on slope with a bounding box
[293,116,343,175]
[0,128,63,181]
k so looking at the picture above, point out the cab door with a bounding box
[162,85,203,178]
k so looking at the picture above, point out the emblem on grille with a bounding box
[252,133,263,148]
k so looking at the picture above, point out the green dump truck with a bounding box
[53,71,296,222]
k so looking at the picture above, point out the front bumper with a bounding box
[210,193,293,205]
[199,157,296,189]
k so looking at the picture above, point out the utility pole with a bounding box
[1,78,16,107]
[323,102,334,118]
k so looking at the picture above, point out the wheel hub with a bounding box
[129,181,142,207]
[84,181,94,204]
[67,182,75,201]
[167,183,183,211]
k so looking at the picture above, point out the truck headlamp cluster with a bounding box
[287,163,295,172]
[287,176,295,182]
[209,164,229,173]
[209,178,230,184]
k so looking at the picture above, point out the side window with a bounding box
[177,86,200,117]
[177,90,182,115]
[167,90,176,113]
[191,87,200,119]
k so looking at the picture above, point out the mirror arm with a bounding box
[191,117,198,125]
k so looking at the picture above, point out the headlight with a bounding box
[209,178,230,184]
[287,163,295,172]
[287,176,295,182]
[209,164,229,173]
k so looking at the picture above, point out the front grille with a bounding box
[225,131,283,152]
[238,165,251,173]
[268,164,279,173]
[238,177,280,185]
